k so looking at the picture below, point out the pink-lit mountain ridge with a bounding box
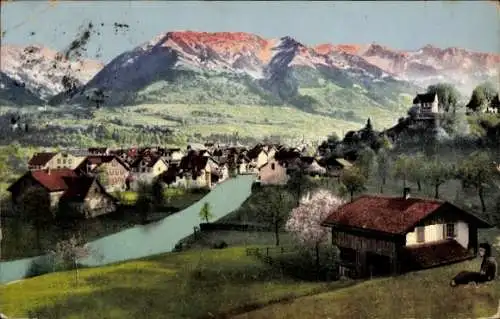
[2,31,498,110]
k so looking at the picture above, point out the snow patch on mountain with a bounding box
[0,44,103,100]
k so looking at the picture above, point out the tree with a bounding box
[426,83,460,113]
[466,82,498,113]
[135,181,154,224]
[424,159,454,199]
[199,202,214,223]
[53,235,90,287]
[85,88,107,109]
[287,169,312,207]
[406,153,425,191]
[340,167,366,202]
[251,186,295,246]
[151,177,165,208]
[376,149,391,193]
[393,154,412,188]
[95,166,109,187]
[17,186,53,252]
[286,189,344,271]
[457,152,496,212]
[365,118,373,132]
[326,132,340,145]
[356,147,376,179]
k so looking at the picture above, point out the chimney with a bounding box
[403,187,410,199]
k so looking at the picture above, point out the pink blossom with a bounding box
[285,189,344,247]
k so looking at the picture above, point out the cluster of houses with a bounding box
[6,142,354,219]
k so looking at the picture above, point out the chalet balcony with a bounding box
[400,239,476,271]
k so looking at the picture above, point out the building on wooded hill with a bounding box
[410,92,440,118]
[321,189,492,279]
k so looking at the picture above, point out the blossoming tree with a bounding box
[285,189,345,270]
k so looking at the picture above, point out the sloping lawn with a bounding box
[0,247,345,318]
[235,261,500,319]
[235,229,500,319]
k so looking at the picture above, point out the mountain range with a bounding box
[1,31,498,121]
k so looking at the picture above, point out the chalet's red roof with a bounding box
[323,195,443,234]
[28,152,57,166]
[402,239,473,269]
[30,169,77,192]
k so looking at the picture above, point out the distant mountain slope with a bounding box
[0,44,103,100]
[315,43,500,92]
[0,72,45,106]
[64,31,418,118]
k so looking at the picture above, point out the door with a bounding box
[366,252,392,277]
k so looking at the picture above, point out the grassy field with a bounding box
[2,229,499,319]
[234,230,500,319]
[123,103,373,140]
[115,188,207,208]
[0,103,379,145]
[181,230,295,251]
[0,247,348,319]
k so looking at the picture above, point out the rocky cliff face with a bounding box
[0,44,103,100]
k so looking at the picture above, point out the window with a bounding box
[68,159,72,164]
[416,227,425,243]
[445,223,456,238]
[57,159,61,164]
[63,159,67,164]
[271,163,275,170]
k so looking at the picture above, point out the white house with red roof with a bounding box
[321,191,492,278]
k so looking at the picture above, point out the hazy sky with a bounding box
[2,1,499,63]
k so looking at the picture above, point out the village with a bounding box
[5,141,352,220]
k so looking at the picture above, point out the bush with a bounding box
[189,187,210,195]
[212,240,228,249]
[25,255,58,278]
[173,242,184,252]
[273,246,339,281]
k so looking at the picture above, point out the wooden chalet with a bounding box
[322,192,492,278]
